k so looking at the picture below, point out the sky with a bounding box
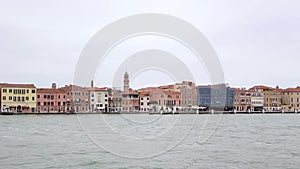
[0,0,299,89]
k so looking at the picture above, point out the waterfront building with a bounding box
[88,87,108,112]
[139,93,150,112]
[249,86,265,111]
[282,87,300,112]
[0,83,37,113]
[148,87,181,111]
[262,86,282,111]
[37,83,67,113]
[176,81,198,107]
[122,72,139,112]
[234,88,251,111]
[61,85,89,113]
[197,84,234,110]
[247,85,283,112]
[108,87,122,112]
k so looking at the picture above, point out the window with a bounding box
[3,96,6,100]
[27,89,29,93]
[37,95,40,99]
[32,90,36,93]
[58,95,60,99]
[32,97,35,101]
[9,89,12,93]
[13,97,16,101]
[22,97,25,101]
[26,97,29,101]
[9,96,12,100]
[44,95,46,99]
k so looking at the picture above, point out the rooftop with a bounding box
[0,83,36,89]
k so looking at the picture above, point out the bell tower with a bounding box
[124,71,129,92]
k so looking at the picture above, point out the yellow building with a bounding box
[0,83,37,113]
[282,87,300,112]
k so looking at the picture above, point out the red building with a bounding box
[37,83,67,113]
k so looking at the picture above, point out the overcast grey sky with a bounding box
[0,0,299,89]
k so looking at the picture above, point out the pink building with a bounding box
[149,87,181,110]
[61,84,89,113]
[37,83,67,113]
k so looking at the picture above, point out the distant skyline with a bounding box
[0,0,300,89]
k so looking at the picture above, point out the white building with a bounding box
[88,87,108,112]
[251,93,264,111]
[249,86,265,111]
[140,94,150,112]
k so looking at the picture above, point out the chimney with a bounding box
[91,80,94,87]
[52,83,57,89]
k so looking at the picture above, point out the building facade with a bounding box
[108,87,122,112]
[249,86,266,111]
[122,72,139,112]
[88,87,108,112]
[198,84,234,110]
[61,85,89,113]
[234,88,251,111]
[0,83,37,113]
[139,93,150,112]
[282,87,300,112]
[37,83,67,113]
[149,87,181,111]
[262,86,282,111]
[177,81,198,107]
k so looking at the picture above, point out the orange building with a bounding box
[234,88,251,112]
[282,87,300,112]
